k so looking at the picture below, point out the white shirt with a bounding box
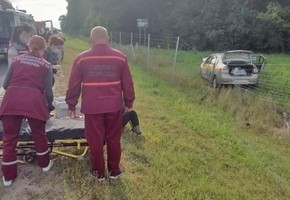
[7,46,18,67]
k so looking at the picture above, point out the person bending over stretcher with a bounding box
[0,35,54,187]
[122,109,142,136]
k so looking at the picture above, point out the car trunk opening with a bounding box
[225,61,255,76]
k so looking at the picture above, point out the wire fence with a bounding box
[235,67,290,108]
[108,31,290,109]
[109,31,199,83]
[69,29,290,129]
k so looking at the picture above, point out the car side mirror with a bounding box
[202,57,207,62]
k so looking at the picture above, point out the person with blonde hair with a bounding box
[0,35,54,187]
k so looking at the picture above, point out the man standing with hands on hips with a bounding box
[65,26,135,180]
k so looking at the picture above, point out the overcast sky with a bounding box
[9,0,67,29]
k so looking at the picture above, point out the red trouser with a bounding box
[1,115,49,180]
[85,110,122,177]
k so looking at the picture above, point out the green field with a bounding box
[2,36,290,199]
[56,36,290,199]
[126,45,290,108]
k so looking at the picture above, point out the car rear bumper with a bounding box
[218,74,258,85]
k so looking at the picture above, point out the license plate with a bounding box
[234,80,249,83]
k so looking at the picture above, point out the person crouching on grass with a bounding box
[0,35,55,187]
[122,109,142,136]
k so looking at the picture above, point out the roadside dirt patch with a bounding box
[0,163,68,200]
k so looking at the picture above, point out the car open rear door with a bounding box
[37,20,54,36]
[251,54,266,72]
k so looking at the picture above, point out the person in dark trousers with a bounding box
[7,25,34,67]
[103,109,142,145]
[43,35,64,86]
[65,26,135,181]
[122,110,142,136]
[0,35,55,187]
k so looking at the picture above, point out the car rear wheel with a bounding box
[212,76,220,89]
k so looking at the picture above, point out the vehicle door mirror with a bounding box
[202,57,207,62]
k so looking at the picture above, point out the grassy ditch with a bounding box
[9,35,290,199]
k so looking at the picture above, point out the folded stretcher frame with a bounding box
[0,118,88,165]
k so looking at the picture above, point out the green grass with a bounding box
[40,36,290,199]
[135,47,290,108]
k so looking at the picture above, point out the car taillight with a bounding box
[219,67,229,74]
[253,67,258,74]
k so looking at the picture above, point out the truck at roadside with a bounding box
[0,6,54,55]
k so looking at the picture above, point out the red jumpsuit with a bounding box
[0,53,53,180]
[66,44,135,178]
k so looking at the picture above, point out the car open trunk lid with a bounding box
[223,50,256,76]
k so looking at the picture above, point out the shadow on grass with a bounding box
[107,179,127,200]
[122,128,145,150]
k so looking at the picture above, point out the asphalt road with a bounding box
[0,55,8,87]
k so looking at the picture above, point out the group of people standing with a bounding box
[1,25,142,186]
[1,24,65,187]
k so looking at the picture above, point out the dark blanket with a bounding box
[0,118,85,141]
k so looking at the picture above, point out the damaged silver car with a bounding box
[200,50,266,88]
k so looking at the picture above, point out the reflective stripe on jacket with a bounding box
[65,44,135,114]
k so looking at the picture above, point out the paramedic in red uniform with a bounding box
[0,35,55,187]
[65,26,135,180]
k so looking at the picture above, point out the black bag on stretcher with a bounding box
[0,118,88,165]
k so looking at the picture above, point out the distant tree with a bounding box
[58,15,66,30]
[258,2,290,30]
[257,2,290,52]
[64,0,91,35]
[58,15,66,23]
[63,0,290,52]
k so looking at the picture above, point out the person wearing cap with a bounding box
[0,35,55,187]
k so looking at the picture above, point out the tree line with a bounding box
[60,0,290,52]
